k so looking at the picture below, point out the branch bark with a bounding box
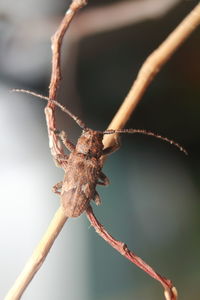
[4,2,200,300]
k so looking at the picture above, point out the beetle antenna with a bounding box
[103,129,188,155]
[12,89,87,129]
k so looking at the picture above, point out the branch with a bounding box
[4,207,67,300]
[102,2,200,150]
[5,2,200,300]
[86,205,177,300]
[46,0,87,162]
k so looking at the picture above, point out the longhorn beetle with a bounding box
[13,89,187,217]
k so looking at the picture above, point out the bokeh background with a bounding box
[0,0,200,299]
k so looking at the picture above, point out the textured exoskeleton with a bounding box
[53,129,119,217]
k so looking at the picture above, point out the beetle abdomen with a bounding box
[61,184,94,217]
[60,153,101,217]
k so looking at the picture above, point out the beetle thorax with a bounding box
[76,129,104,158]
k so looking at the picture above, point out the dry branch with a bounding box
[4,207,67,300]
[4,2,200,300]
[103,2,200,149]
[86,205,177,300]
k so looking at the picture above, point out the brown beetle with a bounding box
[13,89,187,217]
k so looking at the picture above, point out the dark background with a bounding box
[1,0,199,299]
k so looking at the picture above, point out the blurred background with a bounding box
[0,0,200,299]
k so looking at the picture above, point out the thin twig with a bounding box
[4,2,200,300]
[46,0,87,162]
[4,207,67,300]
[86,205,177,300]
[49,0,87,100]
[103,2,200,150]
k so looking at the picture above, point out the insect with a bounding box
[13,89,187,217]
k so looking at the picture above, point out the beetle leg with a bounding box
[58,130,75,152]
[93,191,101,205]
[52,181,63,195]
[97,172,110,185]
[53,130,74,167]
[54,154,69,167]
[102,135,121,156]
[55,154,69,161]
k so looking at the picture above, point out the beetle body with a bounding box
[61,152,102,217]
[13,90,187,218]
[56,129,112,217]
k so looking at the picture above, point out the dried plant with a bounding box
[4,1,200,300]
